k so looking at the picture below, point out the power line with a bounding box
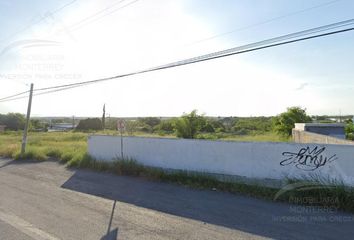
[0,95,28,103]
[185,0,342,46]
[0,84,84,103]
[1,19,353,103]
[57,0,126,34]
[0,0,78,43]
[34,84,83,97]
[63,0,127,31]
[49,0,78,15]
[34,18,354,91]
[59,0,140,34]
[4,27,354,104]
[0,90,29,101]
[2,20,354,101]
[71,0,140,32]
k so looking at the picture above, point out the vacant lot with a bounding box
[0,131,88,165]
[0,130,287,165]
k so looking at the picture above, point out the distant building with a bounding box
[294,123,345,139]
[0,125,5,132]
[48,123,76,132]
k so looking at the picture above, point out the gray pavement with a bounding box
[0,220,32,240]
[0,158,354,240]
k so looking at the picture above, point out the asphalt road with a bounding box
[0,158,354,240]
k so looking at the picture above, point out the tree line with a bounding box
[0,113,49,131]
[74,107,354,140]
[1,107,353,140]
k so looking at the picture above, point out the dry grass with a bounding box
[0,131,87,165]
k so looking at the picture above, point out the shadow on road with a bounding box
[101,200,118,240]
[0,158,60,169]
[61,169,354,240]
[0,158,44,169]
[0,159,13,169]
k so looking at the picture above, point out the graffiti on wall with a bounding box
[280,146,337,171]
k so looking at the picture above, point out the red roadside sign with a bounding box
[117,119,125,131]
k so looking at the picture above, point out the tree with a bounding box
[218,117,235,132]
[345,120,354,140]
[30,119,47,131]
[209,119,226,133]
[174,110,206,138]
[138,117,161,132]
[76,118,102,131]
[154,119,175,133]
[125,120,139,135]
[102,104,106,129]
[201,121,215,133]
[105,117,118,130]
[273,107,312,136]
[232,117,272,135]
[0,113,26,130]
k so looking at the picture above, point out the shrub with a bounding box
[201,121,215,133]
[154,120,175,133]
[345,122,354,140]
[232,117,272,133]
[273,107,312,136]
[0,113,26,130]
[14,148,47,161]
[112,158,144,176]
[138,117,161,132]
[76,118,102,131]
[174,110,206,139]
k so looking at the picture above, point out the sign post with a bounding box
[117,119,125,159]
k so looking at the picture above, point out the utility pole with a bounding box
[72,115,75,129]
[102,104,106,130]
[117,119,125,159]
[21,83,34,155]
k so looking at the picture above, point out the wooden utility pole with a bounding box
[21,83,34,155]
[117,119,125,159]
[102,104,106,130]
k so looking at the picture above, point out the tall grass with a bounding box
[0,131,288,162]
[0,131,87,163]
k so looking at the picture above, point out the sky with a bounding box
[0,0,353,117]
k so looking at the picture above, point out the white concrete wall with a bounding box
[292,129,354,146]
[88,135,354,186]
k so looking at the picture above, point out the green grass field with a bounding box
[0,131,88,166]
[0,130,288,165]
